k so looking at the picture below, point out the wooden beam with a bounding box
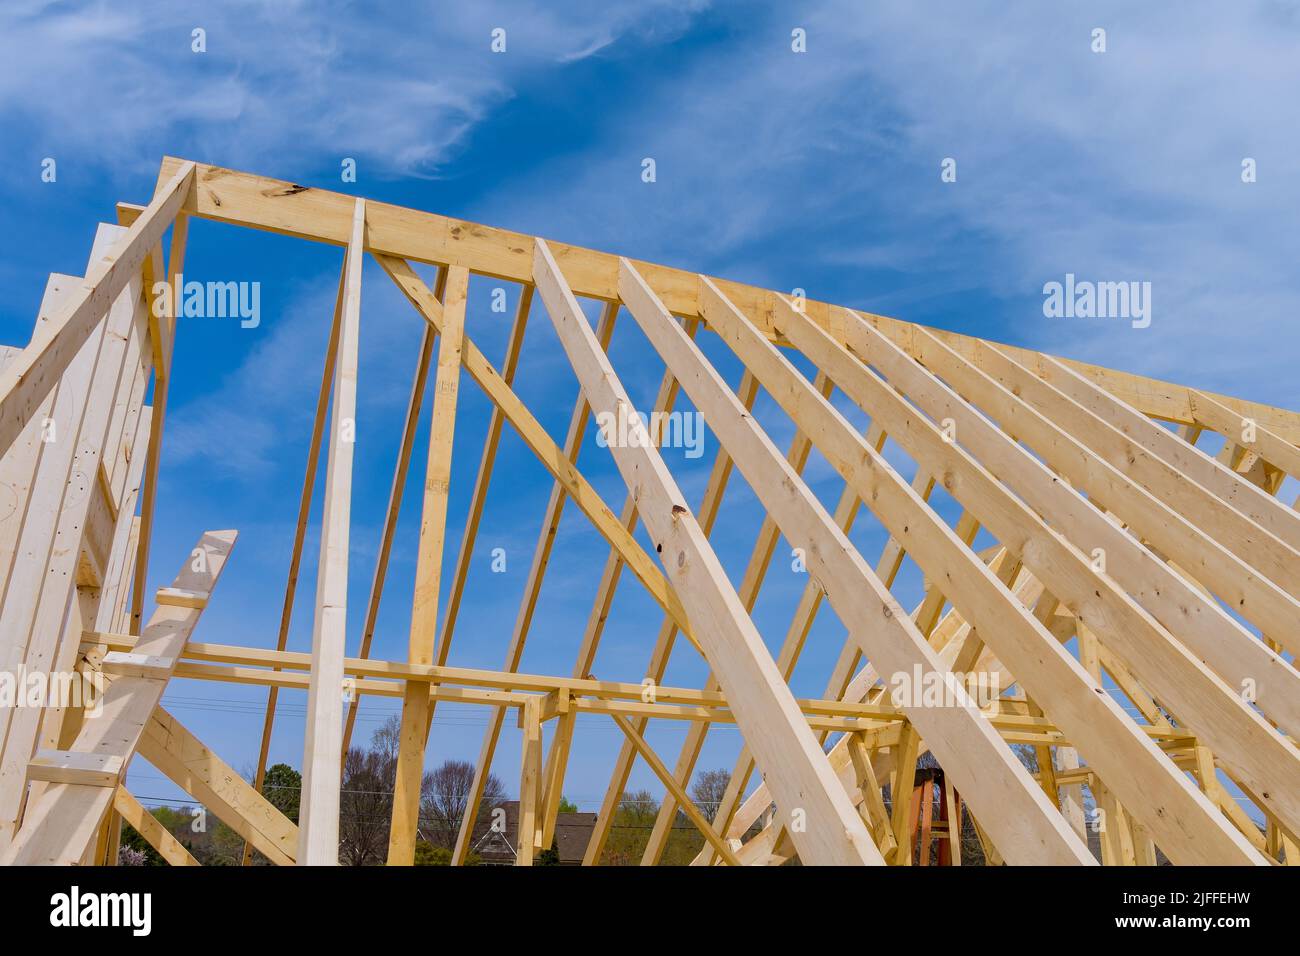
[534,240,879,866]
[451,302,618,866]
[515,697,541,867]
[888,724,922,865]
[154,157,1300,443]
[129,207,189,633]
[538,694,576,851]
[766,295,1264,864]
[154,587,207,609]
[636,267,1092,865]
[1027,354,1300,553]
[609,712,742,866]
[242,262,347,866]
[28,751,123,788]
[976,344,1300,632]
[852,317,1300,842]
[139,707,296,866]
[339,309,437,761]
[692,429,901,865]
[297,198,365,866]
[428,283,532,672]
[560,331,705,864]
[379,256,703,658]
[388,266,469,865]
[847,732,896,858]
[1191,389,1300,481]
[0,530,236,866]
[0,223,152,847]
[852,318,1300,740]
[588,359,755,867]
[113,788,200,867]
[0,162,190,462]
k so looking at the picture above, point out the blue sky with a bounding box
[2,1,1296,821]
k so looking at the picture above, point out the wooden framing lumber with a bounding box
[581,375,734,866]
[534,239,878,866]
[296,198,365,865]
[139,707,296,866]
[1191,389,1300,480]
[128,206,189,633]
[0,530,235,866]
[761,295,1265,864]
[691,428,912,865]
[631,391,772,864]
[587,357,756,866]
[154,157,1300,443]
[451,302,619,865]
[609,712,742,866]
[1028,354,1300,552]
[849,319,1300,739]
[388,265,469,865]
[429,284,532,680]
[340,307,437,758]
[971,342,1300,648]
[378,256,703,658]
[4,155,1297,869]
[629,264,1092,865]
[516,696,542,867]
[847,317,1300,841]
[539,695,577,850]
[0,223,152,847]
[113,787,200,867]
[28,751,123,788]
[154,587,207,609]
[242,268,347,866]
[0,163,190,463]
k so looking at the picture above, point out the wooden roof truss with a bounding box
[0,158,1297,866]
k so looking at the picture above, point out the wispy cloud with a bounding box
[470,1,1300,409]
[0,0,712,179]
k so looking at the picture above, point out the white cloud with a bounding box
[469,0,1300,410]
[164,258,422,480]
[0,0,712,179]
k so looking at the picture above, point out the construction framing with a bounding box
[0,157,1298,866]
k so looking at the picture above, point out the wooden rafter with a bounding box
[3,156,1297,869]
[627,264,1091,865]
[534,241,878,866]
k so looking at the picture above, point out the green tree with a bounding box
[599,790,659,865]
[415,841,450,865]
[536,841,560,865]
[262,763,301,824]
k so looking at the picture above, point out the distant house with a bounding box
[472,801,596,865]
